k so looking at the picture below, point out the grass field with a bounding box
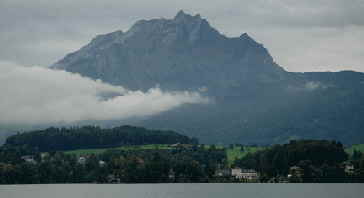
[226,146,265,165]
[345,144,364,156]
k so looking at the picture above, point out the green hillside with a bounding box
[346,144,364,155]
[226,146,265,165]
[63,144,264,166]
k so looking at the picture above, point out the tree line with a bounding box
[2,126,364,183]
[234,140,364,182]
[0,145,230,184]
[5,126,198,152]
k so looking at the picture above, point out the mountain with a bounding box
[52,11,364,145]
[52,10,285,91]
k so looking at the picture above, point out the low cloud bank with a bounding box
[0,62,208,125]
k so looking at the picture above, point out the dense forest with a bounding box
[234,140,364,182]
[0,145,230,184]
[5,126,198,152]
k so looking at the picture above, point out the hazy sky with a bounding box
[0,0,363,72]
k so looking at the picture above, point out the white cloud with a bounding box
[0,62,208,125]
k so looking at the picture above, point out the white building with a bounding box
[99,160,106,167]
[231,168,259,180]
[240,169,259,180]
[231,168,242,178]
[345,163,355,175]
[78,156,86,165]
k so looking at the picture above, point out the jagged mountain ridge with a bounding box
[53,11,364,145]
[52,10,285,91]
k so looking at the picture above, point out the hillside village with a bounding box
[1,141,363,184]
[1,126,364,183]
[17,152,358,183]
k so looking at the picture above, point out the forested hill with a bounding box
[234,140,350,182]
[4,126,198,152]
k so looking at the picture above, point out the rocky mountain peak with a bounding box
[174,10,202,22]
[122,11,218,45]
[174,10,187,18]
[52,10,285,89]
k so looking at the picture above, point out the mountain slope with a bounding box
[52,11,364,145]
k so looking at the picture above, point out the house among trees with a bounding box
[168,169,176,180]
[21,155,36,164]
[98,160,106,167]
[343,162,355,175]
[288,166,304,178]
[107,174,120,183]
[170,143,193,149]
[78,156,86,165]
[240,169,259,180]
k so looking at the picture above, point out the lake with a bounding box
[0,184,363,198]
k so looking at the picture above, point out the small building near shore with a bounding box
[231,168,259,180]
[343,162,355,175]
[168,169,176,179]
[288,166,304,178]
[240,169,259,180]
[231,168,242,178]
[107,174,120,183]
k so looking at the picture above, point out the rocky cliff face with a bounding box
[52,11,364,145]
[53,10,285,91]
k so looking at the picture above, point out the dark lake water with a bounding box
[0,184,363,198]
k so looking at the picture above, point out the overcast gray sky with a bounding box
[1,0,363,72]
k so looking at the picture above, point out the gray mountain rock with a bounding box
[52,10,285,91]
